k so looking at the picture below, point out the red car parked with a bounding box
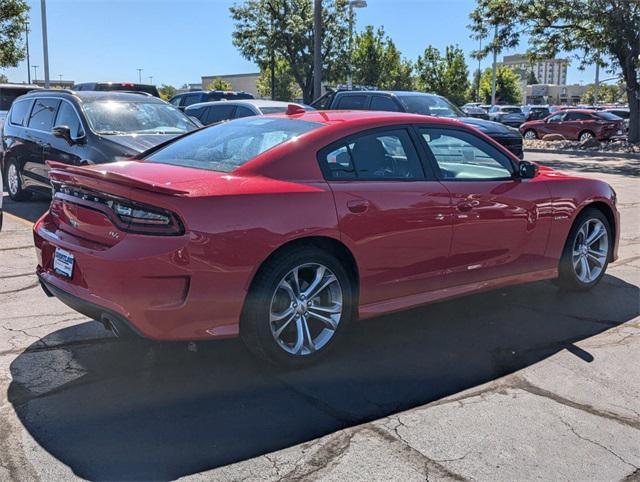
[520,109,625,141]
[34,110,619,367]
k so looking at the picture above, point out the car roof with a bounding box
[186,99,304,110]
[562,109,597,114]
[23,90,165,103]
[337,90,437,97]
[0,83,41,90]
[265,109,464,127]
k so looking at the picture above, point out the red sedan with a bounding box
[520,109,625,141]
[34,110,619,367]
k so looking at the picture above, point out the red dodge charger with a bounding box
[34,109,619,366]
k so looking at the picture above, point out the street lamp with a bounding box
[41,0,50,87]
[148,75,153,85]
[313,0,322,102]
[137,68,143,83]
[25,21,31,84]
[32,65,39,83]
[347,0,367,89]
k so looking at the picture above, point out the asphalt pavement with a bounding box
[0,151,638,481]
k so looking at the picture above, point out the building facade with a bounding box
[525,84,587,105]
[503,54,569,85]
[201,73,261,97]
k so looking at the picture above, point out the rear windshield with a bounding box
[595,111,623,121]
[501,107,522,113]
[145,117,322,173]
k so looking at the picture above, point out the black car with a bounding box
[169,90,255,111]
[522,105,550,121]
[74,82,160,97]
[313,90,524,158]
[1,90,198,201]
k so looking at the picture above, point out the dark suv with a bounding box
[169,90,255,111]
[1,90,197,201]
[313,90,524,158]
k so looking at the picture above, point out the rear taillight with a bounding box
[54,183,184,236]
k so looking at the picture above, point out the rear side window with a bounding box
[336,95,367,110]
[9,99,33,126]
[565,112,591,121]
[182,94,203,107]
[595,111,623,121]
[320,128,424,180]
[145,117,322,172]
[204,104,236,124]
[370,96,400,112]
[27,98,60,131]
[234,106,255,118]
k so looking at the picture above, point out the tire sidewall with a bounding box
[241,247,355,368]
[559,208,611,290]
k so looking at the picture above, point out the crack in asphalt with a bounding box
[0,280,40,295]
[558,417,639,471]
[0,246,33,253]
[0,272,34,280]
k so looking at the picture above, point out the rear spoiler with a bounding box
[46,160,190,196]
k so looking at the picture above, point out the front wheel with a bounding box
[241,247,354,368]
[6,159,31,201]
[523,129,537,140]
[579,130,595,142]
[558,208,611,290]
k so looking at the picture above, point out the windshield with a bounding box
[83,100,196,135]
[595,111,623,121]
[144,117,322,173]
[398,95,464,118]
[501,107,523,113]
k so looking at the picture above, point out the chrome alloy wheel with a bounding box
[7,163,19,196]
[579,131,594,142]
[269,263,343,356]
[524,130,537,140]
[572,218,609,284]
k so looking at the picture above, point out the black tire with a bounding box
[557,207,612,291]
[241,246,355,368]
[5,159,32,201]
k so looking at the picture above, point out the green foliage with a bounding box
[469,69,481,102]
[0,73,8,83]
[257,57,302,100]
[158,84,177,101]
[468,0,640,142]
[230,0,351,103]
[351,25,413,90]
[415,44,469,106]
[478,65,522,104]
[0,0,29,69]
[581,82,626,104]
[206,78,233,91]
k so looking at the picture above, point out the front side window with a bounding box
[420,128,513,181]
[321,128,423,180]
[547,113,565,123]
[204,104,236,124]
[27,98,60,131]
[82,100,196,134]
[145,117,322,173]
[9,99,32,126]
[336,95,367,110]
[54,101,85,138]
[182,94,202,107]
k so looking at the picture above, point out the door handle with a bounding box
[457,200,479,212]
[347,199,370,213]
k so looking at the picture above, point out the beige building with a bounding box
[201,72,261,97]
[525,84,588,105]
[503,54,569,85]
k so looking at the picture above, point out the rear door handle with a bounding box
[347,200,370,213]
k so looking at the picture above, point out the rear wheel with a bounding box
[6,159,31,201]
[241,246,354,368]
[558,208,611,290]
[523,129,537,140]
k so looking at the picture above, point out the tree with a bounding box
[158,84,177,100]
[470,69,481,101]
[257,57,301,100]
[415,44,470,106]
[0,0,28,69]
[0,73,8,83]
[206,78,233,91]
[469,0,640,143]
[581,82,626,104]
[230,0,351,103]
[478,65,522,104]
[351,25,413,90]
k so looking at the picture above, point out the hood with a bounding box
[100,133,180,154]
[458,117,520,137]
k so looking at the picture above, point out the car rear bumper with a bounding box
[492,135,524,159]
[33,212,248,341]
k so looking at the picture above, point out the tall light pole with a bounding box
[25,22,31,84]
[32,65,39,83]
[594,63,600,105]
[58,74,63,83]
[137,68,143,83]
[476,37,482,102]
[490,24,498,106]
[148,75,153,84]
[40,0,50,87]
[347,0,367,90]
[313,0,322,102]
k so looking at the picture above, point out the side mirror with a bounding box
[519,160,539,179]
[52,125,72,143]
